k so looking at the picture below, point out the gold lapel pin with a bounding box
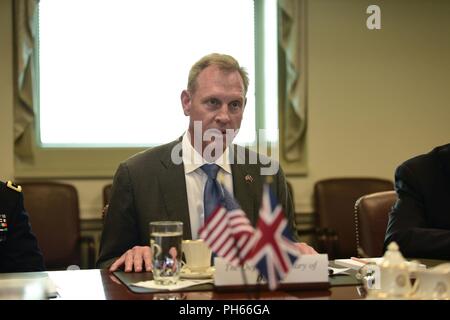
[244,174,253,183]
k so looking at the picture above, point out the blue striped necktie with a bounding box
[200,164,221,221]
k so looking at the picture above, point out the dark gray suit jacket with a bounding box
[97,139,295,268]
[385,143,450,259]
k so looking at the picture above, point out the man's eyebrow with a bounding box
[201,94,244,102]
[231,97,245,103]
[202,95,221,101]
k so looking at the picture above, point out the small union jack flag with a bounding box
[247,184,300,290]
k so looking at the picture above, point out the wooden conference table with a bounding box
[2,259,445,300]
[0,268,363,300]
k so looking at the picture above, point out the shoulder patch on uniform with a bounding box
[6,181,22,193]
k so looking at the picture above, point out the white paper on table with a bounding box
[328,267,350,276]
[131,279,213,291]
[334,258,427,270]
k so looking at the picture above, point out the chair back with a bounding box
[19,182,81,270]
[102,183,113,220]
[355,191,398,257]
[313,178,394,258]
[103,183,112,208]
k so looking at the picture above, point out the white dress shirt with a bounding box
[182,132,233,239]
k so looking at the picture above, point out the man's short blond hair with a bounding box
[187,53,249,96]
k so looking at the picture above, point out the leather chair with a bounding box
[102,183,113,220]
[19,182,95,270]
[103,183,112,208]
[355,191,397,257]
[313,178,394,259]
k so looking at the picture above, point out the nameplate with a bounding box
[214,254,329,288]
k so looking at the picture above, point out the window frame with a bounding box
[15,0,275,179]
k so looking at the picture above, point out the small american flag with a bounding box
[198,185,254,266]
[247,184,300,290]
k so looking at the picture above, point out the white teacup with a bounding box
[412,263,450,299]
[182,239,212,272]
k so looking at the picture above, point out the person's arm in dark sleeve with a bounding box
[97,163,140,269]
[275,165,298,242]
[1,193,45,272]
[385,164,450,259]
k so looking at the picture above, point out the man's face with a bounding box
[181,65,246,154]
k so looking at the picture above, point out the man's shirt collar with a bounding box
[182,131,232,175]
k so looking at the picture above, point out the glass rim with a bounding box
[182,239,205,243]
[149,221,183,226]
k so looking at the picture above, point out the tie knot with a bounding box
[201,164,220,180]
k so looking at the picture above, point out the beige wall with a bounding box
[0,0,14,180]
[289,0,450,213]
[1,0,450,219]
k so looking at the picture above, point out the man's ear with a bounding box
[181,90,191,116]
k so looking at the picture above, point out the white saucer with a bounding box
[180,266,215,279]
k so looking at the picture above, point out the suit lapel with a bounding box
[436,143,450,182]
[158,140,192,239]
[231,162,260,226]
[156,141,264,237]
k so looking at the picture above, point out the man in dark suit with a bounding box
[385,143,450,259]
[97,53,316,272]
[0,180,45,272]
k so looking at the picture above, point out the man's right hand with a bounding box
[109,246,152,273]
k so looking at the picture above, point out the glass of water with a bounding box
[149,221,183,285]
